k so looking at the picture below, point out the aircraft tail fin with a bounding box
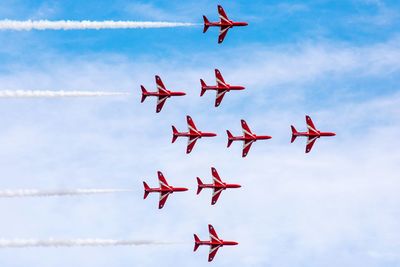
[172,126,179,143]
[226,130,234,147]
[196,177,204,195]
[203,16,210,33]
[291,125,298,143]
[193,234,200,251]
[143,182,150,199]
[140,85,148,103]
[200,79,207,96]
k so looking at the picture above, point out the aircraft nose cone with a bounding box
[233,241,239,245]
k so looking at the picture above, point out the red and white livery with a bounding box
[227,120,272,157]
[291,115,336,153]
[200,69,245,107]
[143,171,188,209]
[172,115,217,154]
[203,5,248,44]
[140,75,186,113]
[197,167,241,205]
[194,224,238,262]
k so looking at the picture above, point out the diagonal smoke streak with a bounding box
[0,189,133,198]
[0,239,176,248]
[0,20,197,31]
[0,90,129,98]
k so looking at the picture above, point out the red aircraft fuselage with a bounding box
[205,21,248,28]
[195,239,239,247]
[142,90,186,98]
[228,134,272,142]
[198,182,241,190]
[144,186,188,194]
[201,84,245,91]
[292,130,336,138]
[173,131,217,139]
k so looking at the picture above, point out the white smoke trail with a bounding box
[0,20,197,31]
[0,239,174,248]
[0,189,133,198]
[0,90,129,98]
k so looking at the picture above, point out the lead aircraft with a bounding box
[203,5,248,43]
[140,75,186,113]
[172,116,217,154]
[196,167,241,205]
[200,69,245,107]
[227,120,272,157]
[194,224,238,262]
[291,115,336,153]
[143,171,188,209]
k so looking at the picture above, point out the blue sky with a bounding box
[0,0,398,266]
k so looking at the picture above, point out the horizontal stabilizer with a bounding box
[193,234,200,251]
[172,126,178,143]
[290,125,298,143]
[226,130,234,147]
[203,16,210,33]
[200,79,207,96]
[140,86,148,103]
[143,182,150,199]
[196,177,204,195]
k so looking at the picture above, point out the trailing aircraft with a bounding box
[200,69,245,107]
[203,5,248,43]
[172,116,217,154]
[143,171,188,209]
[140,75,185,113]
[194,224,238,262]
[291,115,336,153]
[227,120,272,157]
[196,167,241,205]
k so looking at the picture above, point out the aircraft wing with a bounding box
[215,69,227,87]
[187,136,200,154]
[209,224,220,242]
[211,167,224,185]
[158,191,171,209]
[218,26,230,44]
[211,188,224,205]
[155,75,168,94]
[156,96,168,113]
[158,171,170,189]
[305,136,318,153]
[241,120,254,137]
[218,5,230,24]
[306,115,318,135]
[208,244,221,262]
[243,139,255,157]
[187,115,199,134]
[215,90,227,107]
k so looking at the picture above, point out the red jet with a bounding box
[227,120,272,157]
[200,69,245,107]
[143,171,188,209]
[196,167,241,205]
[291,115,336,153]
[140,75,186,113]
[194,224,238,262]
[203,5,248,43]
[172,115,217,154]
